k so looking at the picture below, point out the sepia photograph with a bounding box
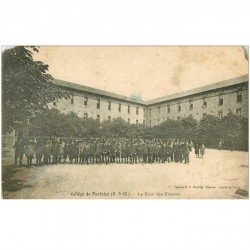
[1,46,249,199]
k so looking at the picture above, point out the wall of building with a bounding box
[50,89,145,124]
[144,83,248,126]
[50,81,248,127]
[2,80,248,166]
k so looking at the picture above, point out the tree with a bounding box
[80,116,100,138]
[104,117,130,138]
[218,114,248,150]
[24,108,248,151]
[26,108,101,139]
[2,46,68,134]
[196,114,221,145]
[153,116,197,139]
[179,115,198,139]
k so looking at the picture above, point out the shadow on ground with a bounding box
[2,165,33,199]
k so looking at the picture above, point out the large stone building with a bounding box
[53,74,248,126]
[52,79,146,125]
[144,74,248,126]
[2,74,248,165]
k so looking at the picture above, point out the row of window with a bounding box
[148,108,243,126]
[109,102,140,114]
[217,108,241,117]
[152,93,243,115]
[83,113,140,124]
[72,96,140,114]
[70,93,243,116]
[201,109,242,118]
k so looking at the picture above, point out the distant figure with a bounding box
[68,141,77,164]
[63,143,69,163]
[14,139,25,167]
[218,140,222,151]
[58,140,65,163]
[200,144,206,159]
[35,140,44,166]
[52,141,60,164]
[184,141,190,164]
[43,141,51,165]
[194,143,200,158]
[25,140,35,167]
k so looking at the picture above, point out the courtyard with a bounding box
[2,149,248,199]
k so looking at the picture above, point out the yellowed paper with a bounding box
[2,46,249,199]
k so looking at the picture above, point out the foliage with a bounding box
[2,46,68,134]
[152,116,198,139]
[25,108,248,150]
[195,114,248,150]
[27,109,100,138]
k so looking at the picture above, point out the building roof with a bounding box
[146,74,248,105]
[53,74,248,107]
[53,79,146,105]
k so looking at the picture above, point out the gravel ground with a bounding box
[2,149,248,199]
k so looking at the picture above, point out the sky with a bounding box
[32,46,248,101]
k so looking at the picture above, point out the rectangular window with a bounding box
[149,121,152,127]
[108,101,111,110]
[218,110,223,119]
[218,95,223,106]
[97,99,100,109]
[203,100,207,108]
[84,113,88,118]
[118,103,121,112]
[71,95,74,105]
[136,120,139,125]
[167,105,170,113]
[136,107,139,115]
[128,118,130,123]
[236,108,242,116]
[84,96,88,107]
[190,102,193,110]
[97,114,100,121]
[128,105,130,114]
[237,93,242,103]
[178,104,181,112]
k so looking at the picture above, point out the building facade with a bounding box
[52,79,146,124]
[53,75,248,126]
[144,75,248,126]
[2,75,248,165]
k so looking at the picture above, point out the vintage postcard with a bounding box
[1,46,249,199]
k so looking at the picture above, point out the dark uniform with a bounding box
[25,141,35,167]
[195,143,200,158]
[68,142,76,164]
[35,142,44,166]
[183,142,190,164]
[51,142,59,164]
[63,143,69,163]
[14,139,25,167]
